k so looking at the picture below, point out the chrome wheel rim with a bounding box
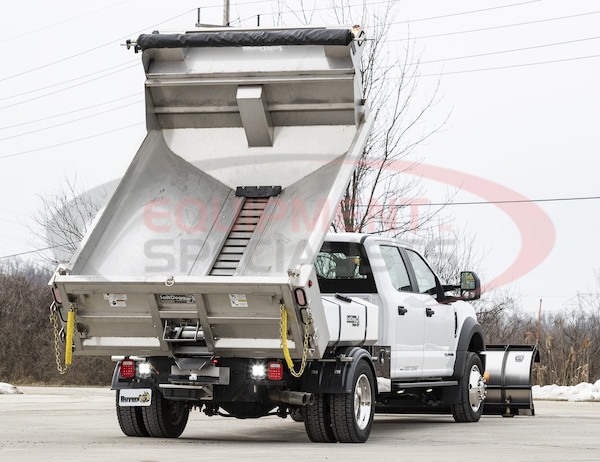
[468,365,486,412]
[354,374,372,430]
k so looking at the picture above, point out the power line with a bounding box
[0,93,141,131]
[408,35,600,66]
[360,195,600,207]
[0,60,137,102]
[387,10,600,42]
[2,194,598,260]
[416,53,600,77]
[0,8,196,83]
[0,1,135,44]
[0,100,143,142]
[0,122,144,160]
[0,63,139,111]
[0,245,65,261]
[392,0,545,24]
[232,0,544,23]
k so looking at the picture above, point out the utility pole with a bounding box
[223,0,230,26]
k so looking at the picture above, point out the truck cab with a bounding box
[317,233,477,380]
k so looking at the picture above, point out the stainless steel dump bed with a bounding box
[51,26,373,359]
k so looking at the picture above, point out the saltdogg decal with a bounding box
[159,294,195,304]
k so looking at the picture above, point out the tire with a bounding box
[451,352,485,423]
[115,391,149,437]
[141,390,190,438]
[329,361,375,443]
[302,394,336,442]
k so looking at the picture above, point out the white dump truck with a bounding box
[49,26,538,443]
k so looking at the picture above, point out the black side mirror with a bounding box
[460,271,481,301]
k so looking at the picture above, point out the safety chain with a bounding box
[49,302,77,375]
[279,303,312,378]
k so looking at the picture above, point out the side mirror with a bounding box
[460,271,481,301]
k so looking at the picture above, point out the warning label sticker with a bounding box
[229,293,248,308]
[104,293,127,307]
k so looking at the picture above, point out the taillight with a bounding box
[268,361,283,381]
[120,360,135,378]
[51,287,62,304]
[294,288,307,306]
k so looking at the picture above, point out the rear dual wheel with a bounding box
[115,392,149,437]
[303,360,375,443]
[116,390,189,438]
[142,391,190,438]
[330,361,375,443]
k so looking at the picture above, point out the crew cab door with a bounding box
[379,245,425,379]
[403,249,455,377]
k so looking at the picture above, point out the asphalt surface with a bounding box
[0,387,598,462]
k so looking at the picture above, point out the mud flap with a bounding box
[483,344,540,416]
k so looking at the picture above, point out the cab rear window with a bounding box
[315,241,377,293]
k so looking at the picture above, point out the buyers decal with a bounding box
[119,389,152,407]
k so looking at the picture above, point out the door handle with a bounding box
[426,308,435,317]
[398,306,408,316]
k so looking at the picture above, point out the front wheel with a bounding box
[452,352,485,422]
[329,360,375,443]
[141,391,190,438]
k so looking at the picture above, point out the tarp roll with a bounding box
[137,29,354,50]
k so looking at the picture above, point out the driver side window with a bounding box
[405,249,438,295]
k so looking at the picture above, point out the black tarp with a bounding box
[136,29,353,50]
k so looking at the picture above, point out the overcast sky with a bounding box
[1,0,598,314]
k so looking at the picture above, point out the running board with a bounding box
[393,380,458,390]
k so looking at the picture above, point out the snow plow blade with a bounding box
[483,344,540,416]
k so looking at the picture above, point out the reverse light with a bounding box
[251,364,266,380]
[138,362,152,378]
[294,288,307,306]
[120,360,136,378]
[268,361,283,381]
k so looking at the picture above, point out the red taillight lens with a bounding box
[294,288,307,306]
[120,360,135,378]
[268,361,283,381]
[52,287,62,304]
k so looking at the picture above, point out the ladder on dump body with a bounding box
[209,197,269,276]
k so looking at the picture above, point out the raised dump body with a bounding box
[50,26,374,360]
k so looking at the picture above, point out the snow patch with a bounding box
[533,380,600,402]
[0,382,23,394]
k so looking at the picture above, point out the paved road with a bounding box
[0,387,598,462]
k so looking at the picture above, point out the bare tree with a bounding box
[31,176,111,265]
[0,260,114,385]
[272,1,449,237]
